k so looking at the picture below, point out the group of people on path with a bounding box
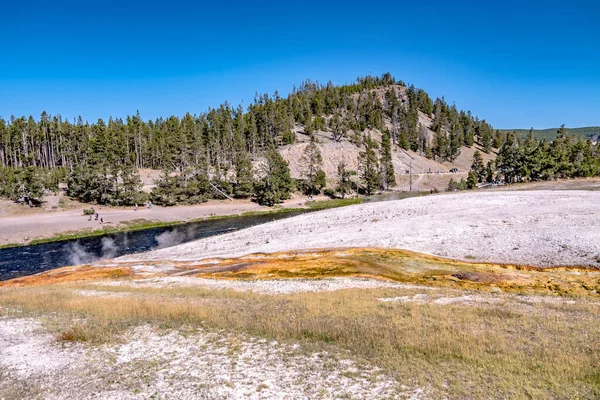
[86,201,152,224]
[133,201,152,211]
[87,211,104,224]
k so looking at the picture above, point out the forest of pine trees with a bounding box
[1,73,598,206]
[493,126,600,183]
[453,125,600,191]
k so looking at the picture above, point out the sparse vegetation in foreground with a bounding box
[0,280,598,398]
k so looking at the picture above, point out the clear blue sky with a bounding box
[1,0,598,129]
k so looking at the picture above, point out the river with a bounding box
[0,211,308,281]
[0,193,426,281]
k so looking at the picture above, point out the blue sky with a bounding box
[1,0,598,128]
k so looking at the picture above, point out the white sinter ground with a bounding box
[0,316,412,399]
[117,190,600,267]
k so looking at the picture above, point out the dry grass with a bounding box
[1,282,598,398]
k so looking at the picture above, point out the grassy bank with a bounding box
[0,197,362,250]
[1,281,598,398]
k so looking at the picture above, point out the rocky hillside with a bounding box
[278,85,496,192]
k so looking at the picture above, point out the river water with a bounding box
[0,193,423,281]
[0,211,307,281]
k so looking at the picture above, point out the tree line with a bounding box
[0,72,544,206]
[449,125,600,192]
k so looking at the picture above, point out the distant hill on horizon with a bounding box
[499,126,600,141]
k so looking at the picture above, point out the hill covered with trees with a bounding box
[1,73,598,206]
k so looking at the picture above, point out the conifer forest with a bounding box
[1,73,598,206]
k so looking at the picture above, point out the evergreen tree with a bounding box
[150,170,178,206]
[16,166,44,206]
[358,136,380,195]
[335,160,353,198]
[66,164,112,205]
[380,131,396,189]
[517,128,538,180]
[448,131,461,161]
[117,165,146,206]
[492,130,503,149]
[151,165,210,206]
[460,110,475,147]
[485,160,495,183]
[432,130,448,161]
[478,121,493,153]
[397,130,409,150]
[447,177,458,192]
[398,97,418,151]
[471,151,486,182]
[329,109,348,142]
[232,135,254,198]
[466,169,479,189]
[254,148,293,206]
[417,123,429,156]
[299,141,326,195]
[496,133,520,183]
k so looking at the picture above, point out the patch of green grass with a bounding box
[306,198,362,210]
[238,207,301,217]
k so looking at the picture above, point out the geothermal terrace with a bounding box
[118,190,600,268]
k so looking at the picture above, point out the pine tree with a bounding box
[380,131,395,189]
[461,110,475,147]
[492,130,503,149]
[335,160,353,199]
[329,109,348,142]
[466,169,479,189]
[358,136,380,196]
[433,130,448,161]
[485,160,495,183]
[478,121,493,153]
[557,124,568,139]
[118,165,146,206]
[151,170,178,206]
[254,148,293,206]
[233,134,254,198]
[300,141,325,195]
[447,177,458,192]
[471,151,485,182]
[496,133,520,183]
[16,166,44,206]
[448,131,461,161]
[397,130,409,150]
